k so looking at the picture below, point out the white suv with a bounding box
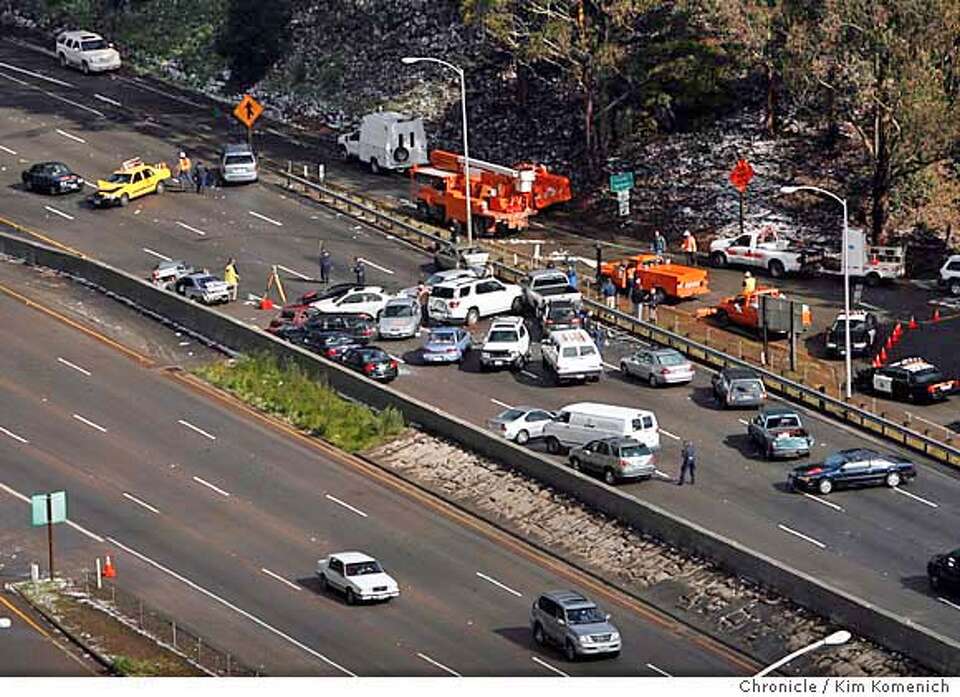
[541,329,603,384]
[480,317,531,371]
[56,31,121,74]
[428,277,523,325]
[939,255,960,296]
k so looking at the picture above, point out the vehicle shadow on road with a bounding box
[689,386,723,410]
[722,433,764,460]
[900,575,935,596]
[770,481,794,494]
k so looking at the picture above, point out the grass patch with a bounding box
[194,353,405,452]
[111,655,181,677]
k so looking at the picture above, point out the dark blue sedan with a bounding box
[422,327,472,364]
[787,448,916,495]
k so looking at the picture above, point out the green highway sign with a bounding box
[609,172,635,193]
[31,491,66,527]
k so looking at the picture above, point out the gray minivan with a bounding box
[219,143,258,184]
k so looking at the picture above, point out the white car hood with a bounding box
[482,340,521,352]
[350,572,398,592]
[87,48,120,61]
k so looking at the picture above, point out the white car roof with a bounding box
[562,402,655,419]
[60,30,105,41]
[490,316,524,328]
[328,551,376,564]
[341,286,385,294]
[549,329,593,345]
[835,311,869,321]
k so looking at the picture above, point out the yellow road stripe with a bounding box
[0,593,51,637]
[0,214,86,257]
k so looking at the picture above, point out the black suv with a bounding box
[304,312,377,343]
[929,549,960,593]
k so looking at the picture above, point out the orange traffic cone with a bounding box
[933,307,941,323]
[884,335,893,351]
[258,296,274,311]
[909,315,919,330]
[893,321,903,339]
[872,355,882,369]
[879,346,888,363]
[103,555,116,579]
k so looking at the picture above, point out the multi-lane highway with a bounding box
[0,37,958,661]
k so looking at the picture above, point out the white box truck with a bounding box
[338,112,428,174]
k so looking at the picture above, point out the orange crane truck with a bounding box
[600,254,709,303]
[410,150,572,236]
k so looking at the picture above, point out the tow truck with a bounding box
[703,286,812,334]
[708,228,823,278]
[89,157,171,208]
[600,253,709,303]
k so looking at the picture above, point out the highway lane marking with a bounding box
[55,128,88,143]
[192,476,230,498]
[658,428,680,441]
[654,469,674,480]
[531,656,568,676]
[0,61,73,87]
[416,652,461,677]
[475,571,523,597]
[802,493,844,512]
[859,301,882,311]
[490,398,512,409]
[260,567,301,591]
[602,361,619,371]
[0,145,17,155]
[178,419,217,441]
[43,205,74,221]
[93,93,122,107]
[249,210,283,227]
[143,247,172,262]
[520,370,539,380]
[737,418,749,426]
[105,536,355,675]
[115,75,205,108]
[72,413,107,433]
[938,597,960,612]
[57,357,90,376]
[0,425,29,444]
[777,523,826,549]
[175,221,206,236]
[892,487,938,509]
[276,264,312,280]
[389,354,406,364]
[357,257,395,275]
[325,493,368,518]
[123,492,160,514]
[0,480,104,541]
[646,662,672,677]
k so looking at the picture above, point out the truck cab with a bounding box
[338,112,428,174]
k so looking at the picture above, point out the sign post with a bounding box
[232,94,264,147]
[31,491,66,580]
[609,172,635,218]
[729,159,755,237]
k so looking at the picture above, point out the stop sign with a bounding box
[730,159,754,192]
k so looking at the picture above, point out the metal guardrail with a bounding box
[276,168,960,468]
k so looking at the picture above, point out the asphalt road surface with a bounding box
[0,39,958,657]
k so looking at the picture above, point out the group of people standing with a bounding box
[176,151,217,194]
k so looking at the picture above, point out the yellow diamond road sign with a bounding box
[233,94,264,129]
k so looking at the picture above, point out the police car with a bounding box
[824,311,879,357]
[856,357,956,403]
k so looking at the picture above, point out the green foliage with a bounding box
[217,0,292,88]
[195,354,405,453]
[111,655,169,677]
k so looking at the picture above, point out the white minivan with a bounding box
[541,402,660,454]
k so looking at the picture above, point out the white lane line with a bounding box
[260,567,301,591]
[143,247,172,262]
[389,354,405,365]
[248,210,283,227]
[777,523,826,549]
[659,428,680,441]
[267,127,286,138]
[57,357,90,376]
[0,480,104,540]
[646,663,672,677]
[893,487,938,509]
[72,413,107,433]
[802,493,844,512]
[82,179,97,189]
[324,493,368,518]
[276,264,312,281]
[93,93,122,107]
[490,398,512,409]
[175,221,206,236]
[192,476,230,498]
[531,655,568,676]
[55,128,87,143]
[178,419,216,441]
[106,536,355,675]
[0,145,17,155]
[43,205,74,220]
[859,301,883,311]
[0,426,28,444]
[357,257,395,275]
[521,370,539,380]
[0,61,73,87]
[475,571,523,597]
[122,492,160,514]
[117,76,204,108]
[49,92,105,117]
[0,481,31,503]
[416,652,461,677]
[602,361,619,371]
[737,418,749,426]
[654,469,674,480]
[938,597,960,612]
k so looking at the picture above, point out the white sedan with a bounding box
[316,551,399,604]
[486,406,556,445]
[310,286,394,319]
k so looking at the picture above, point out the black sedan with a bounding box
[928,549,960,594]
[22,161,83,194]
[277,327,360,359]
[787,448,916,495]
[340,346,399,383]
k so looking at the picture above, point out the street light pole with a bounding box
[402,56,473,248]
[754,630,851,677]
[780,184,853,399]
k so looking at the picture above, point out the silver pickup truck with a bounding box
[521,269,581,313]
[747,406,814,459]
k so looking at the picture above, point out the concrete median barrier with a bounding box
[1,229,958,673]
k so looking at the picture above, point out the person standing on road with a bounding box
[630,277,645,320]
[319,248,333,285]
[653,230,666,257]
[352,257,366,286]
[681,231,698,266]
[223,257,239,301]
[648,289,659,324]
[601,276,617,309]
[194,161,206,194]
[678,440,696,486]
[566,263,578,290]
[176,151,192,183]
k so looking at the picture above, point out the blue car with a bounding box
[422,327,472,364]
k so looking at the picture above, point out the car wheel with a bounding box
[369,158,380,175]
[620,362,630,377]
[648,373,659,388]
[511,296,523,314]
[533,623,546,646]
[766,443,775,460]
[23,178,33,192]
[886,471,901,488]
[59,53,67,67]
[818,479,833,495]
[119,193,129,207]
[81,61,90,75]
[515,429,530,445]
[346,588,357,605]
[318,574,328,591]
[604,468,617,485]
[546,437,561,455]
[564,640,578,662]
[466,307,480,326]
[768,259,786,279]
[951,281,960,297]
[155,180,165,195]
[710,251,727,268]
[609,651,621,659]
[930,574,941,591]
[569,456,581,472]
[866,272,881,288]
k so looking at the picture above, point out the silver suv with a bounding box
[530,590,621,661]
[219,143,258,184]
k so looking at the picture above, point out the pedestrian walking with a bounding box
[594,323,607,355]
[653,229,666,257]
[566,263,578,289]
[176,151,192,184]
[602,276,617,309]
[319,248,333,285]
[678,440,696,486]
[194,161,206,194]
[681,231,698,266]
[352,257,366,286]
[630,277,644,320]
[223,257,239,301]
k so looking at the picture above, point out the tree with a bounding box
[217,0,292,88]
[784,0,960,242]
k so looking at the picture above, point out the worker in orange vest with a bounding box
[681,231,698,266]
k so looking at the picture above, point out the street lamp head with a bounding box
[780,186,800,194]
[824,630,852,646]
[400,57,420,65]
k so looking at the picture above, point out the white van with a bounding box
[541,329,602,384]
[541,402,660,454]
[338,112,429,174]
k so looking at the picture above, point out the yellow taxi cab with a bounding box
[89,157,171,208]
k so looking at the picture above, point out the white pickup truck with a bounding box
[709,230,823,278]
[521,269,581,313]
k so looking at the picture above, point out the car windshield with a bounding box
[562,347,578,358]
[432,287,455,299]
[225,154,254,165]
[580,346,597,356]
[657,352,685,366]
[566,606,606,624]
[106,172,132,183]
[499,409,526,421]
[81,39,109,51]
[196,277,218,287]
[429,332,456,344]
[488,330,518,343]
[767,416,801,429]
[830,319,866,333]
[618,444,651,458]
[548,308,575,320]
[345,561,383,576]
[383,305,413,318]
[362,349,389,361]
[824,452,855,468]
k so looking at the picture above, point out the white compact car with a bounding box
[316,552,400,604]
[486,406,556,445]
[55,31,121,74]
[428,277,524,325]
[540,329,603,385]
[311,286,394,319]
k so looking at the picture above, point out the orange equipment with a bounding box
[411,150,572,236]
[600,254,709,302]
[708,287,812,333]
